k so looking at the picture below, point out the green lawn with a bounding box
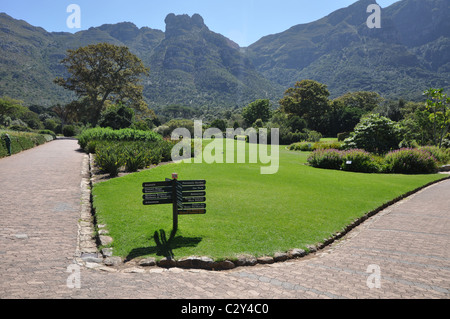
[92,140,447,261]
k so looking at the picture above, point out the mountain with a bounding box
[142,13,282,110]
[247,0,450,100]
[0,12,281,110]
[0,0,449,111]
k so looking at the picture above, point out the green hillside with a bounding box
[0,0,449,110]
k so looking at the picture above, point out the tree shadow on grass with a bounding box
[125,229,202,261]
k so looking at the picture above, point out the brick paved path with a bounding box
[0,139,449,299]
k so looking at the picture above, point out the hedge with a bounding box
[0,131,55,158]
[306,147,441,174]
[77,127,163,150]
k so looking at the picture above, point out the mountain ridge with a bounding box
[0,0,449,110]
[246,0,449,99]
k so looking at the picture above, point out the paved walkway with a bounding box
[0,139,449,299]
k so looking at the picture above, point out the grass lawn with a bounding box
[92,140,447,262]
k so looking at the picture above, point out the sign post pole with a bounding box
[171,174,179,232]
[142,175,206,232]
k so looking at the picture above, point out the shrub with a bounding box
[63,125,76,137]
[418,146,450,165]
[78,127,163,150]
[307,149,344,170]
[44,119,58,132]
[144,147,163,166]
[124,145,147,172]
[344,114,401,154]
[1,131,50,158]
[313,141,344,151]
[305,130,322,142]
[38,129,56,140]
[279,130,307,145]
[290,141,344,152]
[9,124,30,132]
[337,132,351,142]
[94,143,126,177]
[384,148,438,174]
[289,142,313,151]
[341,149,380,173]
[158,140,176,162]
[86,140,98,154]
[91,139,175,176]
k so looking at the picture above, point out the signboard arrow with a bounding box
[178,209,206,215]
[182,191,206,197]
[143,198,173,205]
[143,181,172,188]
[179,180,206,186]
[143,193,172,200]
[183,197,206,203]
[142,186,173,194]
[182,185,206,191]
[182,203,206,209]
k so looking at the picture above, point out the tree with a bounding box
[423,88,450,148]
[242,99,271,126]
[54,43,150,125]
[99,103,135,130]
[209,119,227,131]
[344,113,401,154]
[0,97,27,125]
[52,103,77,127]
[279,80,331,132]
[334,91,383,112]
[324,99,367,137]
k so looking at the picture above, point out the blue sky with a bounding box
[1,0,400,47]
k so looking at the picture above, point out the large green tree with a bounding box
[279,80,331,132]
[0,97,27,124]
[54,43,150,125]
[423,88,450,148]
[242,99,272,127]
[334,91,383,112]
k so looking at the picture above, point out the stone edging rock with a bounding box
[75,152,450,273]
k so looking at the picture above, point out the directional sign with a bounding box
[143,181,172,188]
[142,186,173,194]
[143,193,172,200]
[178,209,206,215]
[143,198,173,205]
[182,203,206,209]
[182,191,206,197]
[182,185,206,191]
[183,197,206,203]
[142,177,207,231]
[179,180,206,186]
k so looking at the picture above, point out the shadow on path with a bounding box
[125,229,202,261]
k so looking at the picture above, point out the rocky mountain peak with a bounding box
[164,13,207,38]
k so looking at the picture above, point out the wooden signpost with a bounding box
[142,174,206,231]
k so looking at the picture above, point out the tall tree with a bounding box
[423,88,450,148]
[242,99,272,127]
[54,43,150,125]
[279,80,331,132]
[334,91,383,112]
[0,97,27,123]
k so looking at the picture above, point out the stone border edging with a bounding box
[75,152,450,273]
